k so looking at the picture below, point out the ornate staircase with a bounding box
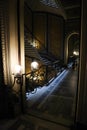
[24,27,64,93]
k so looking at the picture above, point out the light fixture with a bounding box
[31,61,39,71]
[73,51,79,56]
[13,61,39,85]
[15,64,22,75]
[13,64,22,84]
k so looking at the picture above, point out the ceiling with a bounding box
[25,0,81,20]
[60,0,81,20]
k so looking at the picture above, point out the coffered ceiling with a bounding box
[25,0,81,20]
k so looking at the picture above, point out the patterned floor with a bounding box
[8,114,71,130]
[0,68,78,130]
[26,68,78,127]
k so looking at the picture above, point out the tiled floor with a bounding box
[0,68,78,130]
[26,68,78,127]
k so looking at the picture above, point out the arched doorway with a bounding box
[64,32,80,65]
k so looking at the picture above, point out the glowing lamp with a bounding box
[15,64,22,75]
[31,61,39,71]
[13,65,22,84]
[73,51,79,56]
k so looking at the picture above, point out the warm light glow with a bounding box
[73,51,79,56]
[30,39,39,49]
[33,77,37,80]
[31,61,39,71]
[15,64,22,75]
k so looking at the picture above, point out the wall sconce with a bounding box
[31,61,39,71]
[13,64,22,85]
[12,61,39,86]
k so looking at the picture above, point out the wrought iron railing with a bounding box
[24,26,46,53]
[24,17,65,94]
[25,59,65,94]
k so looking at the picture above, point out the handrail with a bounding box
[24,64,45,76]
[25,59,64,94]
[24,25,46,51]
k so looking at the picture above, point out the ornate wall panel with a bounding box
[33,13,46,48]
[48,14,64,59]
